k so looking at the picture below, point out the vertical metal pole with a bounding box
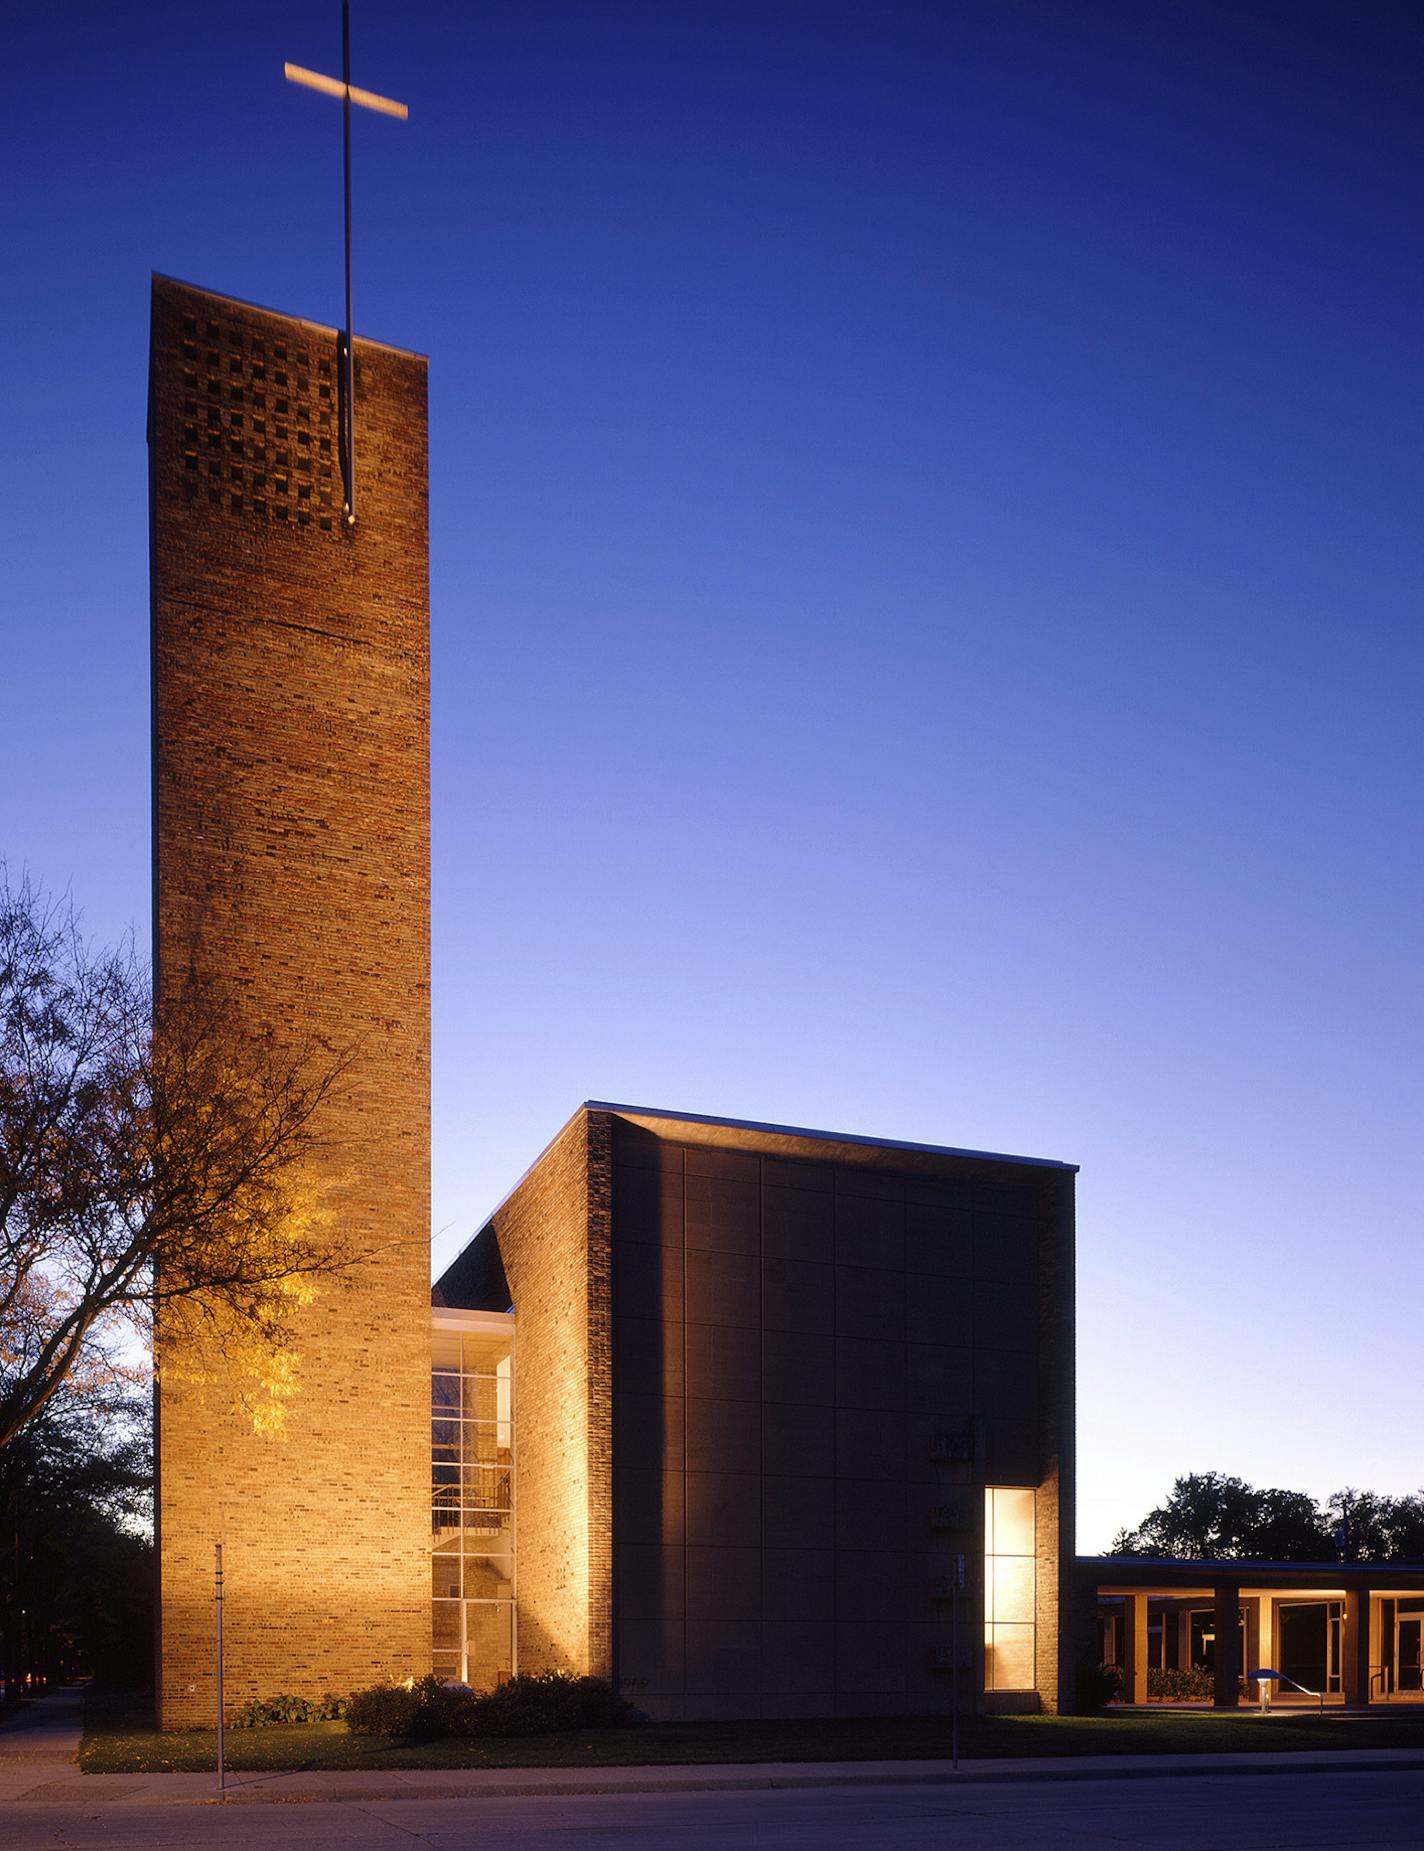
[341,0,356,523]
[951,1551,963,1770]
[215,1544,225,1796]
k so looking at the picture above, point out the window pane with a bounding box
[432,1374,461,1414]
[987,1623,1035,1690]
[991,1487,1035,1557]
[460,1508,512,1547]
[431,1508,462,1551]
[988,1554,1035,1625]
[462,1421,509,1464]
[464,1601,514,1691]
[432,1555,461,1599]
[462,1375,501,1421]
[461,1334,512,1375]
[432,1599,461,1653]
[462,1464,511,1510]
[463,1555,515,1599]
[431,1416,458,1451]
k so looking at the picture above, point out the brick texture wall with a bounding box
[150,277,431,1726]
[481,1109,614,1678]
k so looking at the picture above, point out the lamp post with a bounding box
[215,1544,225,1796]
[952,1551,965,1770]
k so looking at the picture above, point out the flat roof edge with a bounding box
[586,1101,1079,1172]
[151,272,428,362]
[1081,1554,1424,1576]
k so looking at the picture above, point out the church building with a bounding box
[148,275,1076,1728]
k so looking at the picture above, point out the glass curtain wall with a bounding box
[984,1485,1036,1692]
[432,1326,515,1687]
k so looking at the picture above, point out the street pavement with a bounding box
[3,1768,1424,1849]
[4,1689,1424,1849]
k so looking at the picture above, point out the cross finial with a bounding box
[285,2,409,526]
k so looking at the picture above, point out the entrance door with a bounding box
[1398,1617,1424,1693]
[1279,1602,1329,1693]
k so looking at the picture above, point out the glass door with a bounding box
[1398,1616,1424,1693]
[1326,1601,1343,1694]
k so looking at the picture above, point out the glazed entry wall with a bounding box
[432,1323,516,1687]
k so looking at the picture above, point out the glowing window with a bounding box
[985,1486,1036,1692]
[432,1320,516,1689]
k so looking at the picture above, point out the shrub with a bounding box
[454,1671,640,1738]
[345,1675,459,1738]
[1147,1664,1216,1701]
[346,1680,420,1738]
[230,1691,347,1728]
[346,1669,641,1740]
[1082,1662,1124,1708]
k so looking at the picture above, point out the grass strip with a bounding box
[78,1693,1424,1776]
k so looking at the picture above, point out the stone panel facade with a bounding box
[150,277,431,1725]
[604,1112,1075,1720]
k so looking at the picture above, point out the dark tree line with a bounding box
[1112,1472,1424,1562]
[0,1382,152,1695]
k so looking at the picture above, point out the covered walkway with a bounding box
[1082,1557,1424,1708]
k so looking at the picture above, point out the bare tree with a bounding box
[0,872,351,1451]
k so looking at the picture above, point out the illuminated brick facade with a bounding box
[150,277,431,1727]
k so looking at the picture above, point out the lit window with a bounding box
[432,1322,516,1688]
[985,1486,1036,1691]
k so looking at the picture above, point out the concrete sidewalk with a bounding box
[0,1684,84,1764]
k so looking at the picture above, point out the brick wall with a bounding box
[482,1109,614,1678]
[150,277,431,1725]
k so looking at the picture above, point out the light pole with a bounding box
[952,1550,965,1770]
[215,1544,226,1796]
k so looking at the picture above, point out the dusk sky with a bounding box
[4,1,1420,1550]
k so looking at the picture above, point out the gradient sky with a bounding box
[4,1,1420,1549]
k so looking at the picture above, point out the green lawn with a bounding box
[78,1693,1424,1775]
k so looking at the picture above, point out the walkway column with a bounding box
[1122,1594,1149,1704]
[1344,1587,1372,1706]
[1213,1582,1240,1708]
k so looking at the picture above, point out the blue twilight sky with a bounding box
[3,1,1420,1548]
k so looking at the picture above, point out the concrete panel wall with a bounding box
[609,1123,1073,1719]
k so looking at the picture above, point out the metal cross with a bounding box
[285,2,408,526]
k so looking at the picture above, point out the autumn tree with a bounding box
[0,872,350,1451]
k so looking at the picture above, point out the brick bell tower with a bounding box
[149,276,430,1725]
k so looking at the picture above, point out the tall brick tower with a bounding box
[149,276,430,1725]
